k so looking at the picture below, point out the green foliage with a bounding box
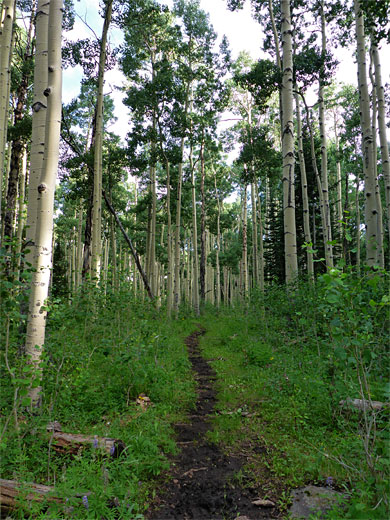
[0,287,197,518]
[199,270,389,518]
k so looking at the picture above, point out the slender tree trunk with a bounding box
[190,142,200,315]
[76,202,83,289]
[199,138,206,304]
[295,91,314,280]
[356,168,361,272]
[368,54,384,268]
[25,1,48,268]
[91,0,113,281]
[214,172,221,308]
[251,181,259,286]
[165,160,173,316]
[333,112,343,247]
[0,0,16,220]
[318,1,333,268]
[15,147,27,275]
[241,185,248,300]
[173,83,191,315]
[4,8,34,244]
[25,0,63,407]
[255,182,265,292]
[301,93,332,270]
[371,41,389,266]
[354,0,379,266]
[281,0,298,283]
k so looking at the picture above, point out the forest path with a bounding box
[147,328,280,520]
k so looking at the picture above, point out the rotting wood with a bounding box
[339,398,388,411]
[46,427,125,457]
[0,479,62,512]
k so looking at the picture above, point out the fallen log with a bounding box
[47,431,125,457]
[0,479,62,513]
[339,398,388,411]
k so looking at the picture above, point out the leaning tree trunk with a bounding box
[354,0,379,266]
[91,0,113,282]
[25,0,63,408]
[281,0,298,283]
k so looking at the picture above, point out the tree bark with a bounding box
[199,138,206,304]
[318,0,333,268]
[371,41,389,266]
[25,0,63,407]
[281,0,298,283]
[354,0,380,266]
[91,0,113,281]
[0,0,16,220]
[295,91,314,280]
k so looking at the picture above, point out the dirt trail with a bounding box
[147,329,280,520]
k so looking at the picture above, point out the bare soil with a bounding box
[147,328,282,520]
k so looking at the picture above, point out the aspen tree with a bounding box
[354,0,380,266]
[294,91,314,280]
[368,55,384,268]
[214,171,221,308]
[251,182,259,285]
[281,0,298,282]
[332,110,343,245]
[25,0,63,407]
[199,138,206,304]
[91,0,113,281]
[371,42,390,264]
[15,147,27,274]
[76,202,83,288]
[318,0,333,268]
[0,0,16,218]
[255,182,265,292]
[190,137,200,315]
[241,184,248,300]
[165,160,173,316]
[25,0,49,269]
[173,83,191,314]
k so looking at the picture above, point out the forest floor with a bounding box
[147,327,283,520]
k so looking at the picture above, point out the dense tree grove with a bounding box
[0,0,389,518]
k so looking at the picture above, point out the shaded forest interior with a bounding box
[0,0,389,518]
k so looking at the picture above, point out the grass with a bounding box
[1,287,200,519]
[196,271,389,519]
[1,267,388,519]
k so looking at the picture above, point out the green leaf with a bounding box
[334,347,347,361]
[21,397,32,407]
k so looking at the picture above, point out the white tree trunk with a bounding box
[354,0,380,266]
[0,0,16,219]
[295,92,314,280]
[281,0,298,283]
[371,41,390,265]
[91,0,113,281]
[25,0,63,407]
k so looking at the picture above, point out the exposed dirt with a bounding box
[147,329,282,520]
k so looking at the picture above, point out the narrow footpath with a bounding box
[147,328,281,520]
